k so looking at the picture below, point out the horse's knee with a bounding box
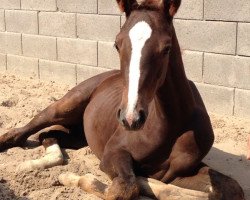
[106,177,140,200]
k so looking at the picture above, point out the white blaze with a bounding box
[127,21,152,116]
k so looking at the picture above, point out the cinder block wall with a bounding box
[0,0,249,118]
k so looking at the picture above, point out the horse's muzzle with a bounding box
[117,109,147,131]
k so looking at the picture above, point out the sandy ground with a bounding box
[0,72,249,200]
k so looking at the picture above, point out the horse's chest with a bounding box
[124,123,171,163]
[84,77,171,164]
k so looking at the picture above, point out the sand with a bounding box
[0,72,249,200]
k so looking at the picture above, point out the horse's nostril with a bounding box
[130,110,147,130]
[117,108,147,130]
[117,109,122,121]
[138,110,146,124]
[117,109,127,127]
[122,119,127,127]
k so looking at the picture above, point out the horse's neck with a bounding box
[158,28,195,125]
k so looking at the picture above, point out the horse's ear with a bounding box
[163,0,181,17]
[116,0,138,17]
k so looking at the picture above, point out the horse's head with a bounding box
[116,0,181,131]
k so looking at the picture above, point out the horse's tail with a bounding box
[170,163,245,200]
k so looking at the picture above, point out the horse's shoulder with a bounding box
[92,72,123,96]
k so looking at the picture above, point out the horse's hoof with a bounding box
[106,177,140,200]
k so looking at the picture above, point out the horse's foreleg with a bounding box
[59,173,108,199]
[100,149,140,200]
[16,138,64,172]
[58,172,209,200]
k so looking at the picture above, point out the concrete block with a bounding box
[204,53,250,90]
[0,53,6,71]
[5,10,38,34]
[175,0,203,20]
[235,89,250,118]
[77,14,120,42]
[0,0,20,9]
[39,60,76,87]
[0,32,21,55]
[57,0,97,14]
[227,57,250,90]
[182,50,203,82]
[98,0,120,15]
[237,23,250,57]
[204,53,234,88]
[174,20,237,55]
[98,41,120,70]
[204,0,250,22]
[22,34,56,60]
[0,10,4,31]
[39,12,76,38]
[195,83,234,115]
[7,55,38,78]
[57,38,97,66]
[77,65,109,84]
[21,0,56,11]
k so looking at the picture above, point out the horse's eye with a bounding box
[162,46,171,55]
[114,42,119,52]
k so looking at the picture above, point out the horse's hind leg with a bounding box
[0,70,120,151]
[38,124,87,149]
[168,163,245,200]
[0,89,86,151]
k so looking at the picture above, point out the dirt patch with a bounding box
[0,72,249,199]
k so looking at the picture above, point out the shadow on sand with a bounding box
[0,182,29,200]
[204,147,250,200]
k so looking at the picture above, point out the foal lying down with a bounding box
[0,0,245,199]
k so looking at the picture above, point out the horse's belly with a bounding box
[83,85,122,159]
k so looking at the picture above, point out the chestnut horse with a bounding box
[0,0,245,199]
